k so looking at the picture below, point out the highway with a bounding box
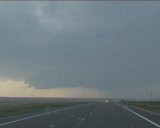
[0,102,159,128]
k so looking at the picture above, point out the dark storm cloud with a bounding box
[0,2,160,98]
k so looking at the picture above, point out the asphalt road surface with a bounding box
[0,102,160,128]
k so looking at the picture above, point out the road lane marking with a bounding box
[88,112,92,115]
[115,103,160,128]
[0,103,93,127]
[131,106,160,116]
[49,124,54,127]
[124,107,160,128]
[80,118,85,122]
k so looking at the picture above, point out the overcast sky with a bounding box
[0,2,160,99]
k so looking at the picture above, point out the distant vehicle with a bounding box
[106,100,109,103]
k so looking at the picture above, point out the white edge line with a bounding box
[125,107,160,128]
[0,103,92,127]
[115,103,160,128]
[130,106,160,116]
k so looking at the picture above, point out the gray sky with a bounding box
[0,2,160,99]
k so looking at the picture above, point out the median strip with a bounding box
[0,103,92,127]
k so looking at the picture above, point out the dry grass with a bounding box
[125,101,160,114]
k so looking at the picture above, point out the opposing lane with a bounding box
[0,102,159,128]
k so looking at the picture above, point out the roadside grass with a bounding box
[0,102,84,118]
[123,101,160,114]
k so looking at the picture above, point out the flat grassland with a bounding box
[0,102,83,118]
[0,97,104,118]
[125,101,160,114]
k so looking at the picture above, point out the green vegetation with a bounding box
[123,101,160,114]
[0,102,84,118]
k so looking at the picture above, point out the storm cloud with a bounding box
[0,2,160,98]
